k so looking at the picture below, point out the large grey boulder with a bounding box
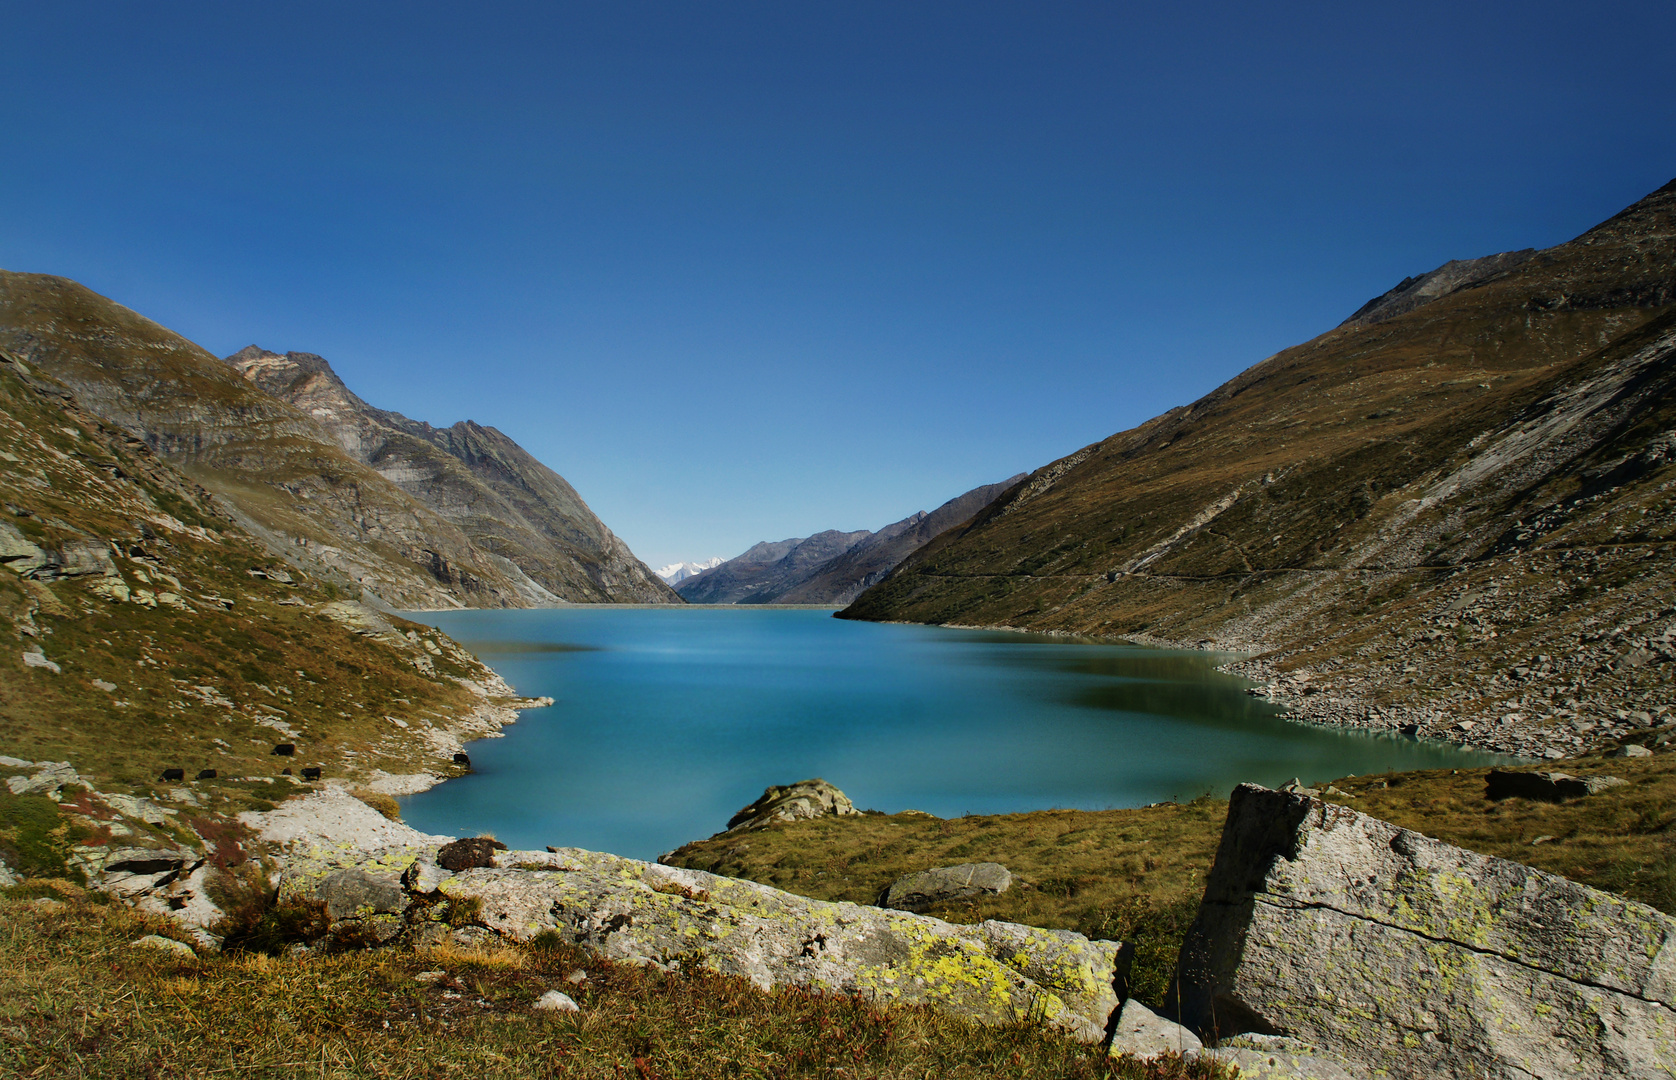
[1174,783,1676,1079]
[880,862,1012,912]
[431,847,1125,1044]
[723,778,859,833]
[317,868,406,919]
[247,789,1127,1043]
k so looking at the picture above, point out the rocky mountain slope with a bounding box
[677,478,1021,605]
[226,348,676,605]
[0,273,668,608]
[843,178,1676,758]
[0,345,533,798]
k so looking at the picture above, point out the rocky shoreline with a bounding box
[940,617,1674,762]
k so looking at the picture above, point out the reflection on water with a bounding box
[400,608,1511,860]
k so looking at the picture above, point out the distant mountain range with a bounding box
[0,273,675,608]
[656,558,723,585]
[676,477,1024,605]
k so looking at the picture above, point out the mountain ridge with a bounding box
[677,477,1023,605]
[0,270,671,609]
[842,177,1676,759]
[226,347,676,605]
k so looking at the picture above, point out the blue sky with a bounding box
[4,3,1674,569]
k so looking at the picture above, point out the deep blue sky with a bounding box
[4,3,1673,569]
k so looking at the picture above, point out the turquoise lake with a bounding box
[400,608,1504,860]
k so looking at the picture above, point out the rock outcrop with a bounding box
[1485,768,1627,800]
[246,790,1129,1044]
[1173,783,1676,1079]
[722,778,860,833]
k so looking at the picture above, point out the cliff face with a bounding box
[0,272,669,608]
[227,348,677,604]
[843,179,1676,755]
[677,478,1023,605]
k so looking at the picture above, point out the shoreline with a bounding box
[929,618,1548,760]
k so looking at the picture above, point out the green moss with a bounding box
[0,792,87,883]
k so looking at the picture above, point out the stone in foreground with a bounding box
[880,862,1012,912]
[723,778,859,833]
[1107,999,1200,1057]
[1174,784,1676,1079]
[249,790,1125,1043]
[533,990,580,1012]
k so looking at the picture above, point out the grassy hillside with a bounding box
[0,350,518,808]
[842,179,1676,757]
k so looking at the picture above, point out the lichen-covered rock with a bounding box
[437,847,1124,1043]
[1174,784,1676,1079]
[724,778,859,833]
[881,862,1012,912]
[317,868,405,919]
[246,790,1127,1043]
[1196,1036,1361,1080]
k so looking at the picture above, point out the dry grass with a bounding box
[669,740,1676,1009]
[0,892,1229,1080]
[666,799,1227,1007]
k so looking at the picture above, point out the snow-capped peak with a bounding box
[656,557,724,585]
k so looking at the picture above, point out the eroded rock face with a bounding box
[1174,784,1676,1079]
[724,778,859,833]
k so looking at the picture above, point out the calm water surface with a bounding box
[401,608,1505,859]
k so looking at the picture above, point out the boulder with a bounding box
[437,847,1127,1043]
[1486,768,1627,800]
[724,778,860,833]
[880,863,1012,912]
[6,761,84,797]
[1197,1036,1361,1080]
[317,868,406,919]
[244,789,1127,1043]
[1613,744,1655,758]
[1174,784,1676,1079]
[435,836,507,871]
[1107,999,1201,1057]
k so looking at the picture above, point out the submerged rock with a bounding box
[1174,783,1676,1079]
[723,778,860,833]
